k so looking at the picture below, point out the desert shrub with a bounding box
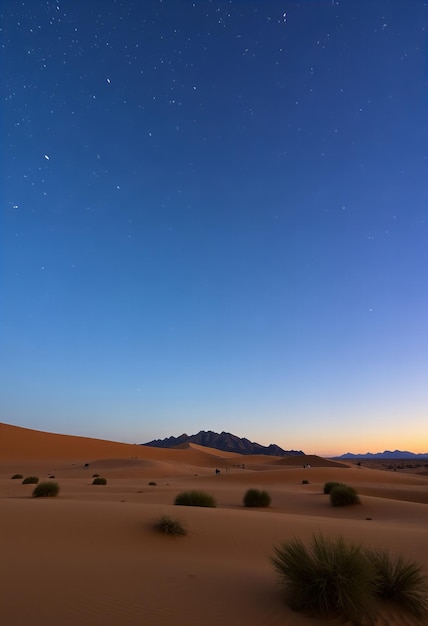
[32,481,60,498]
[148,481,157,486]
[154,514,187,536]
[92,473,100,478]
[272,533,376,624]
[92,477,107,485]
[330,484,360,506]
[11,473,23,479]
[22,476,39,484]
[366,548,428,618]
[243,488,271,507]
[323,481,344,494]
[302,479,309,484]
[174,490,216,507]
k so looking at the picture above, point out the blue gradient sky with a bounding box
[1,1,427,456]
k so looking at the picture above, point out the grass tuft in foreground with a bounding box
[243,488,271,507]
[92,477,107,485]
[154,514,187,536]
[272,533,428,624]
[22,476,39,485]
[367,548,428,618]
[272,534,376,624]
[32,481,60,498]
[174,490,216,507]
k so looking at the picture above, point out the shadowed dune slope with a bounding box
[172,441,239,457]
[272,454,349,468]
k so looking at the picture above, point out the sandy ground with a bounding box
[1,422,427,626]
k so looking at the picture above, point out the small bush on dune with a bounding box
[243,488,271,507]
[32,481,60,498]
[11,473,23,479]
[330,484,360,506]
[92,473,100,478]
[154,515,187,536]
[272,533,376,624]
[148,481,157,486]
[323,481,344,494]
[92,477,107,485]
[302,479,309,484]
[22,476,39,485]
[366,548,428,618]
[174,490,216,507]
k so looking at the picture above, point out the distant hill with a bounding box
[336,450,428,460]
[143,430,304,457]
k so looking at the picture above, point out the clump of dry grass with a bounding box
[272,533,376,624]
[92,476,107,485]
[243,488,271,507]
[32,481,60,498]
[323,481,344,494]
[367,548,428,619]
[154,515,187,536]
[22,476,39,485]
[272,533,428,624]
[329,484,360,506]
[174,490,216,507]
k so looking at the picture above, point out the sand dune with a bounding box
[272,454,350,468]
[1,422,427,626]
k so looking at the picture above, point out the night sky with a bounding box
[1,1,427,455]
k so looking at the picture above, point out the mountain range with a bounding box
[143,430,304,457]
[336,450,428,460]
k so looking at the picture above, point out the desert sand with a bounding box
[1,422,427,626]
